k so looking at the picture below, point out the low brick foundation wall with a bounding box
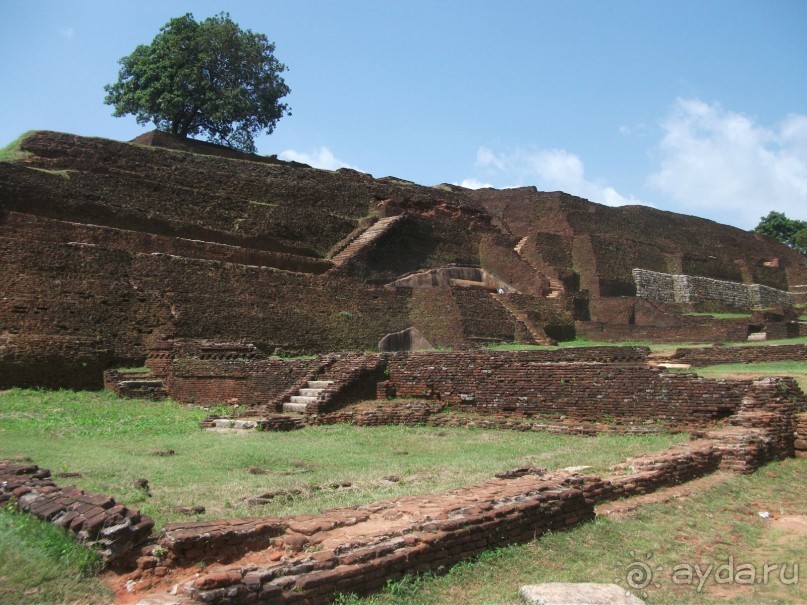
[104,370,167,400]
[170,472,597,604]
[383,352,748,424]
[795,413,807,458]
[0,336,113,390]
[0,461,154,563]
[672,343,807,367]
[576,319,750,344]
[155,410,793,605]
[303,400,672,435]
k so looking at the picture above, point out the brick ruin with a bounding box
[2,131,807,391]
[2,130,807,603]
[3,376,805,604]
[633,268,795,309]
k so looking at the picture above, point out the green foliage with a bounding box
[754,211,807,255]
[104,12,290,153]
[0,131,35,163]
[0,505,109,604]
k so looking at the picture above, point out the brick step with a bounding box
[330,216,403,267]
[512,234,565,298]
[490,293,554,345]
[513,235,529,255]
[289,395,318,405]
[280,379,335,414]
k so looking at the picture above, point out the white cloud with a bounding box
[57,26,75,39]
[454,178,493,189]
[472,146,643,207]
[278,147,357,171]
[647,98,807,228]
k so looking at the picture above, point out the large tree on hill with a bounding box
[754,211,807,255]
[104,12,290,153]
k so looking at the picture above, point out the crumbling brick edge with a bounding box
[0,461,154,565]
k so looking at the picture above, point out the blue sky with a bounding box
[1,1,805,230]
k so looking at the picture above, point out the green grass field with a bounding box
[675,360,807,391]
[0,389,686,528]
[0,505,110,604]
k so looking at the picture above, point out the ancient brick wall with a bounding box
[471,188,807,300]
[0,231,413,387]
[577,318,750,343]
[796,412,807,458]
[383,351,745,425]
[478,233,548,296]
[407,288,466,350]
[341,214,483,284]
[3,211,332,274]
[633,269,794,310]
[453,289,517,344]
[0,461,154,563]
[672,344,807,367]
[165,358,320,406]
[0,336,112,390]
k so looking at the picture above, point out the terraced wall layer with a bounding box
[0,234,412,386]
[383,352,747,425]
[469,189,807,298]
[672,343,807,367]
[633,269,794,310]
[8,131,489,256]
[576,319,750,344]
[2,211,332,273]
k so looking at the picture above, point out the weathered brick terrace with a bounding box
[131,379,804,604]
[111,344,805,431]
[671,343,807,367]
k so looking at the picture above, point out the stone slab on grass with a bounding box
[520,583,646,605]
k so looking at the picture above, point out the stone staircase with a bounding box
[329,215,403,268]
[282,380,334,413]
[490,293,554,345]
[513,235,564,299]
[104,370,167,400]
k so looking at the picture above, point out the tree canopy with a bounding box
[754,211,807,255]
[104,12,290,153]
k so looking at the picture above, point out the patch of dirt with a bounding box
[770,514,807,542]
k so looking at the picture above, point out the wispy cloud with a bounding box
[278,147,358,171]
[471,146,643,207]
[453,178,493,189]
[57,26,75,39]
[647,98,807,228]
